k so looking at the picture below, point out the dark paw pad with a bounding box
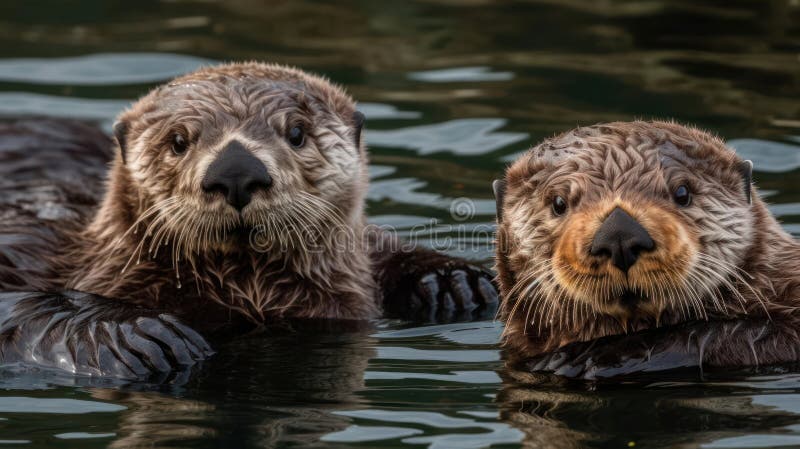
[410,263,499,323]
[0,292,214,381]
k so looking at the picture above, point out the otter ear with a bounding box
[113,120,129,164]
[492,179,506,223]
[739,159,753,204]
[352,111,365,148]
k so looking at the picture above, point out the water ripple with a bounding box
[0,92,127,129]
[358,103,421,120]
[368,119,528,155]
[364,370,501,384]
[0,53,213,85]
[53,433,116,440]
[728,139,800,173]
[702,434,800,449]
[375,347,500,363]
[769,203,800,217]
[0,397,125,414]
[321,425,422,443]
[751,395,800,414]
[369,178,497,216]
[409,66,514,83]
[374,321,503,345]
[332,410,524,449]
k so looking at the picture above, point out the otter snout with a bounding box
[589,207,655,274]
[202,140,272,211]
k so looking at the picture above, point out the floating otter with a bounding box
[0,63,497,378]
[494,121,800,377]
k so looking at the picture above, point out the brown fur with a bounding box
[497,121,800,364]
[0,119,112,290]
[0,66,498,377]
[51,63,378,328]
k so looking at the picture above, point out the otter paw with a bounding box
[96,314,215,379]
[407,263,499,323]
[523,325,708,380]
[0,291,214,380]
[72,314,214,380]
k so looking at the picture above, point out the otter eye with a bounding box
[287,125,305,148]
[673,185,692,207]
[171,133,188,155]
[552,196,568,216]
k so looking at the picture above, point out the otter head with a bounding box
[109,62,367,257]
[495,121,758,353]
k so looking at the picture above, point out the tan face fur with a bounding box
[497,121,762,354]
[111,63,367,260]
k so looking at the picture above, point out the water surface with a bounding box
[1,1,800,448]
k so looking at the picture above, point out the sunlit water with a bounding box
[0,1,799,448]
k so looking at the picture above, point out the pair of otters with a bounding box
[1,62,798,379]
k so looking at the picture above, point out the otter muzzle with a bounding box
[202,140,272,211]
[589,206,655,274]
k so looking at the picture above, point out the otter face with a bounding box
[112,64,367,256]
[498,122,757,340]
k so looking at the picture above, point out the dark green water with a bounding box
[0,1,799,448]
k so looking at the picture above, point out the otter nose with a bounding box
[589,207,655,274]
[202,140,272,211]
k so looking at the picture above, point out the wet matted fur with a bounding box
[61,63,379,323]
[495,121,800,372]
[0,63,498,377]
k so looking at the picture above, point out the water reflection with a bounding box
[90,389,216,449]
[498,367,800,449]
[32,322,513,448]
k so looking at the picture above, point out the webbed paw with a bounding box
[381,250,499,323]
[0,291,214,380]
[410,264,499,322]
[521,320,781,380]
[523,334,699,380]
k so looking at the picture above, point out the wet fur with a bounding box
[0,118,112,291]
[497,121,800,365]
[51,63,378,326]
[0,64,498,350]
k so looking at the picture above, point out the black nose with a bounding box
[589,206,655,274]
[201,140,272,211]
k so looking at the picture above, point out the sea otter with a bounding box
[494,121,800,378]
[0,63,497,378]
